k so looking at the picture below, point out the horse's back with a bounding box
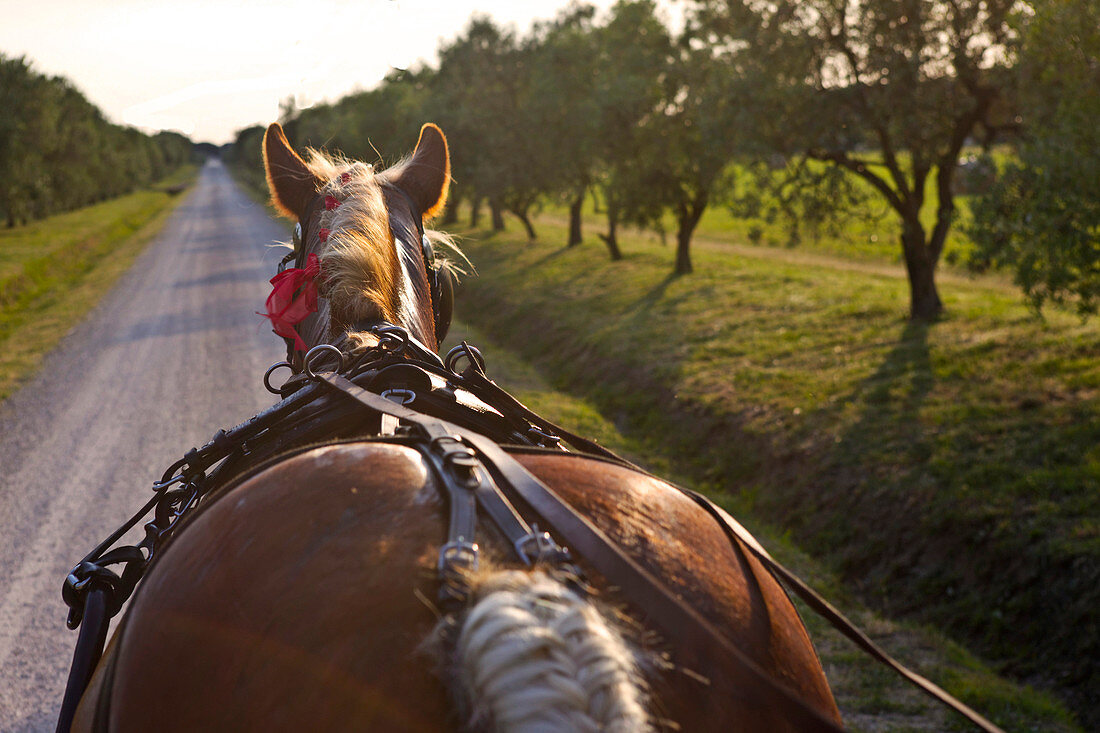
[85,443,451,731]
[518,451,838,728]
[77,441,838,731]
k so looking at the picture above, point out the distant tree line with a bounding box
[230,0,1097,321]
[0,54,192,227]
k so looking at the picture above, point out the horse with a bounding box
[65,122,844,732]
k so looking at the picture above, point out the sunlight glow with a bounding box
[0,0,625,143]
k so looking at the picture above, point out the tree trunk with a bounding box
[674,197,707,275]
[901,223,943,321]
[675,227,694,275]
[567,191,584,247]
[490,199,505,231]
[469,197,482,228]
[513,207,537,241]
[598,202,622,261]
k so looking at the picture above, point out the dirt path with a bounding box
[0,161,287,731]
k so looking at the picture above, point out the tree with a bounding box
[0,53,190,226]
[430,17,553,240]
[640,40,743,274]
[969,0,1100,315]
[694,0,1022,320]
[590,0,674,260]
[527,3,601,247]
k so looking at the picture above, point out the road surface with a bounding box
[0,160,288,731]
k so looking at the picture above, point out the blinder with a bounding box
[422,231,453,343]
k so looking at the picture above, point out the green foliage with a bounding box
[587,1,675,239]
[0,54,192,227]
[0,164,196,398]
[223,124,269,200]
[728,158,884,248]
[690,0,1024,318]
[968,0,1100,315]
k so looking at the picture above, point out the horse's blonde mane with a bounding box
[301,150,398,336]
[302,149,464,344]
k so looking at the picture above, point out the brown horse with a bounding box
[70,123,843,732]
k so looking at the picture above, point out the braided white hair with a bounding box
[441,569,653,733]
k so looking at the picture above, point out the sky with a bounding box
[0,0,636,144]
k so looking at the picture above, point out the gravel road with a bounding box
[0,161,288,731]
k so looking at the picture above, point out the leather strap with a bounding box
[681,493,1004,733]
[55,590,109,733]
[318,371,847,731]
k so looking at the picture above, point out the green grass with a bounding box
[0,165,198,400]
[442,318,1079,733]
[444,209,1098,728]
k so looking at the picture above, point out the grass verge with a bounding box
[0,165,199,400]
[444,211,1097,728]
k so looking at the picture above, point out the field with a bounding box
[0,166,198,400]
[441,203,1098,729]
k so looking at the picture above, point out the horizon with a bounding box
[0,0,659,145]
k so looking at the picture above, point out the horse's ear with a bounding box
[386,123,450,220]
[263,122,320,220]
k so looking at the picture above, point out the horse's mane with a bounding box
[300,149,464,341]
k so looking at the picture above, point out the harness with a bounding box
[56,326,1004,733]
[55,179,1005,732]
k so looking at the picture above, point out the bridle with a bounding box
[274,180,453,365]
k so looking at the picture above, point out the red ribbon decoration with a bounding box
[260,253,320,351]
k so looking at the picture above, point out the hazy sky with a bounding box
[0,0,636,144]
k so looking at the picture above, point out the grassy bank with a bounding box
[0,165,198,400]
[442,319,1077,732]
[445,213,1098,727]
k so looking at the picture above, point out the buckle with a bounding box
[438,541,479,573]
[514,526,569,567]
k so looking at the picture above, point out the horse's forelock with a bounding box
[299,148,464,350]
[302,151,400,341]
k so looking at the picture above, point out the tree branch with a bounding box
[817,6,912,202]
[807,148,904,213]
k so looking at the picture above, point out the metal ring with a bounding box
[304,344,344,380]
[380,388,416,405]
[438,541,480,573]
[371,324,409,353]
[263,361,294,394]
[527,426,563,446]
[444,342,487,374]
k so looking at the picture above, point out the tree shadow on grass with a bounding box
[766,320,936,579]
[820,318,934,509]
[530,247,569,269]
[633,272,680,315]
[786,319,957,634]
[851,320,934,450]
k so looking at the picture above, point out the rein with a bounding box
[56,327,1005,733]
